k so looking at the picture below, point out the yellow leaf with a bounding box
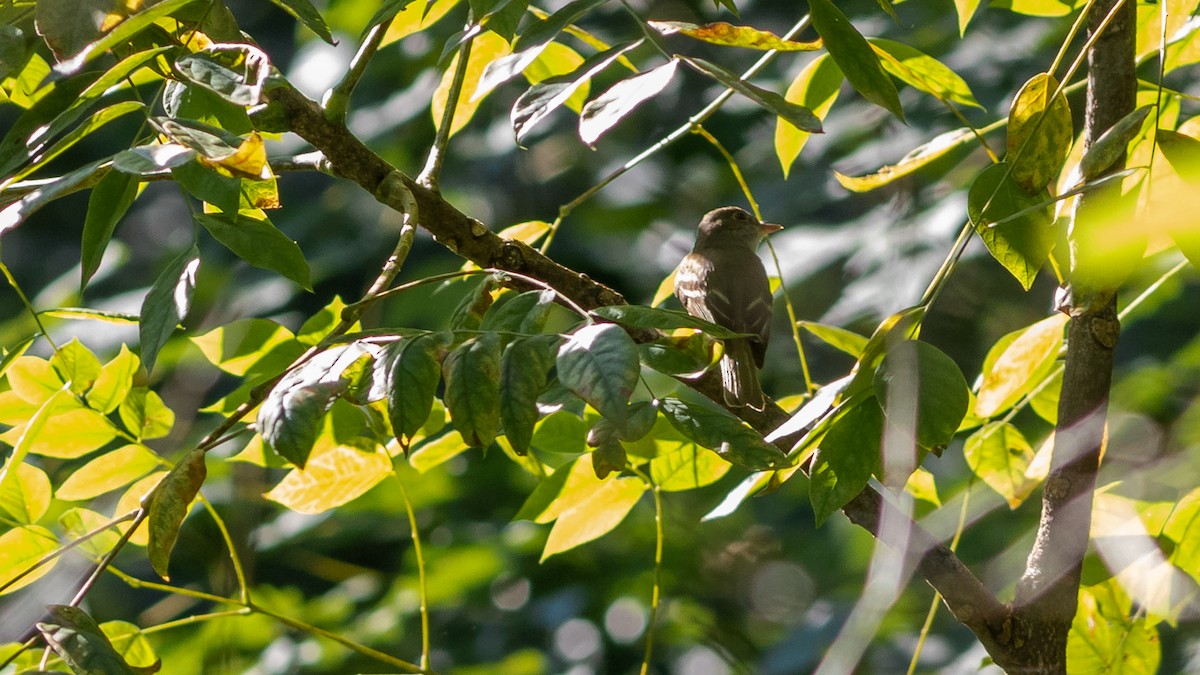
[964,422,1036,509]
[538,458,645,561]
[115,471,169,546]
[198,132,270,179]
[56,444,162,501]
[265,443,392,515]
[432,31,512,136]
[975,314,1068,418]
[523,43,588,113]
[777,54,841,179]
[382,0,460,47]
[0,525,57,594]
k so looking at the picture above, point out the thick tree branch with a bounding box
[262,77,1008,660]
[1007,0,1134,671]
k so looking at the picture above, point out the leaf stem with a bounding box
[395,472,431,669]
[419,21,478,190]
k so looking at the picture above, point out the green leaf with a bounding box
[81,169,139,290]
[967,161,1056,290]
[173,159,241,214]
[87,346,137,414]
[500,335,559,454]
[482,289,556,333]
[146,448,205,580]
[513,0,607,51]
[265,442,392,514]
[658,394,787,470]
[473,0,529,40]
[523,42,590,113]
[258,346,368,468]
[4,100,143,186]
[683,57,823,134]
[539,457,646,561]
[0,24,27,80]
[100,621,160,672]
[872,340,970,452]
[112,144,196,174]
[591,304,748,339]
[807,0,904,120]
[776,53,842,178]
[579,60,680,147]
[586,418,627,479]
[1008,72,1073,193]
[443,333,502,448]
[964,422,1036,508]
[835,127,976,192]
[119,387,175,441]
[799,321,869,358]
[557,323,639,425]
[1028,366,1063,424]
[975,313,1068,418]
[0,158,108,236]
[1081,106,1152,180]
[381,333,447,448]
[38,605,148,674]
[52,0,203,77]
[175,43,270,108]
[0,525,58,594]
[194,212,312,290]
[56,444,161,501]
[60,507,124,557]
[266,0,334,43]
[36,0,133,58]
[139,245,199,374]
[648,21,821,51]
[649,443,730,491]
[869,39,980,109]
[511,41,641,144]
[809,400,882,524]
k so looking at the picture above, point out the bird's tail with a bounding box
[720,339,765,410]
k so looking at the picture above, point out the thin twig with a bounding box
[325,17,396,124]
[418,20,478,190]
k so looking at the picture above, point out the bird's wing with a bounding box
[674,253,717,323]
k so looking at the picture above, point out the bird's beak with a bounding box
[759,222,783,235]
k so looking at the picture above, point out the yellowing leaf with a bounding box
[540,458,645,560]
[964,421,1036,508]
[433,30,512,137]
[382,0,460,47]
[265,443,392,514]
[115,471,168,546]
[2,405,117,459]
[198,131,270,179]
[1008,72,1073,194]
[0,461,52,523]
[648,21,821,51]
[975,313,1068,418]
[409,430,471,473]
[649,444,730,491]
[905,466,940,506]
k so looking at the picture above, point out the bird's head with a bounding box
[695,207,783,250]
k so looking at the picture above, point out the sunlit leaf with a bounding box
[51,338,102,396]
[967,161,1056,290]
[52,0,203,77]
[175,43,270,107]
[540,457,646,561]
[0,461,51,524]
[408,429,470,473]
[148,448,206,580]
[119,387,175,441]
[266,442,392,514]
[579,60,680,147]
[776,53,842,178]
[511,41,641,144]
[512,0,607,51]
[799,321,868,358]
[56,444,162,501]
[869,39,980,109]
[835,127,976,192]
[521,42,588,113]
[265,0,333,43]
[964,421,1036,508]
[975,313,1068,418]
[1068,581,1161,674]
[0,159,108,237]
[432,30,511,137]
[648,21,821,51]
[86,345,137,413]
[0,525,57,594]
[649,443,730,491]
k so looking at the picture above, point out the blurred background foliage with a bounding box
[3,0,1200,672]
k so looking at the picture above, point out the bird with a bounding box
[674,206,782,410]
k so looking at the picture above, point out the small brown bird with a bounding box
[675,206,782,410]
